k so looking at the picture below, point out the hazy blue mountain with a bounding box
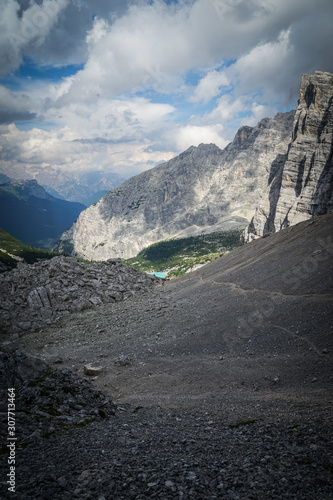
[0,174,12,185]
[0,179,85,249]
[0,169,125,205]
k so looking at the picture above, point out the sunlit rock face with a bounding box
[56,111,294,260]
[244,71,333,242]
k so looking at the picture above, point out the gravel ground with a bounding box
[2,215,332,499]
[1,406,333,500]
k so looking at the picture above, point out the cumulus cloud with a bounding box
[173,124,228,151]
[190,70,230,103]
[1,0,333,187]
[45,0,333,128]
[51,0,326,104]
[44,96,176,146]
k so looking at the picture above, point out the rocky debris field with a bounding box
[0,347,332,500]
[19,215,333,417]
[0,342,116,448]
[1,215,333,499]
[0,256,160,336]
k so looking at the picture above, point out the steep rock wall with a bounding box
[244,71,333,242]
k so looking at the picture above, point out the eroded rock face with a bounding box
[55,111,294,260]
[244,71,333,242]
[0,256,159,336]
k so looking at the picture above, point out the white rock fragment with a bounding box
[84,363,104,376]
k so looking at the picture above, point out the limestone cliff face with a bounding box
[244,71,333,242]
[56,111,294,260]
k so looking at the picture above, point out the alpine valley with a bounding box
[1,72,333,500]
[56,73,333,262]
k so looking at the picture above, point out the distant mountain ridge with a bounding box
[0,173,11,185]
[0,179,85,249]
[0,168,125,206]
[56,111,295,260]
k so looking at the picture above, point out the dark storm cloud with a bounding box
[0,110,36,124]
[0,85,36,124]
[30,0,131,66]
[0,0,130,76]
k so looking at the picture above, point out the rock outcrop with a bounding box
[0,256,160,336]
[244,71,333,242]
[55,111,294,260]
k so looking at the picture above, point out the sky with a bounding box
[0,0,333,182]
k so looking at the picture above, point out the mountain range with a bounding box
[0,179,85,249]
[56,71,333,261]
[56,112,295,260]
[0,168,125,207]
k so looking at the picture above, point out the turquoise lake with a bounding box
[149,272,167,278]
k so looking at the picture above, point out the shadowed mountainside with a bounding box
[0,179,85,249]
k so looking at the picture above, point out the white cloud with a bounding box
[0,124,173,186]
[173,124,228,151]
[53,0,325,105]
[231,29,294,100]
[190,70,230,103]
[1,0,333,192]
[44,96,175,144]
[208,95,247,124]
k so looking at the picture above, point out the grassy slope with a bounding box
[0,226,244,277]
[123,229,244,278]
[0,228,59,271]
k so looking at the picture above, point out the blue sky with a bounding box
[0,0,333,191]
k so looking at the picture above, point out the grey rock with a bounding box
[45,355,63,364]
[1,341,19,353]
[0,255,159,335]
[186,471,197,481]
[57,477,67,488]
[0,346,47,387]
[115,354,132,366]
[16,353,46,383]
[84,363,104,376]
[244,71,333,242]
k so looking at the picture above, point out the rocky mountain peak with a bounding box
[243,71,333,242]
[56,110,294,260]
